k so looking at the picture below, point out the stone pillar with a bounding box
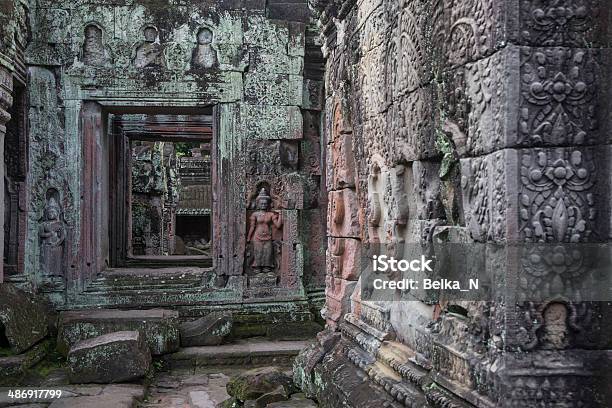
[0,64,13,283]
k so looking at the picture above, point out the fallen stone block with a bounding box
[254,385,289,407]
[67,331,151,384]
[57,309,179,356]
[0,284,49,354]
[180,312,232,347]
[0,339,50,386]
[226,366,294,402]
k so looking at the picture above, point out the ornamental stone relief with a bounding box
[519,47,599,147]
[519,148,597,243]
[519,0,602,47]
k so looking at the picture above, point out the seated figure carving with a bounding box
[134,26,166,68]
[191,27,218,70]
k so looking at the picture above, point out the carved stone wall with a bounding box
[0,0,29,283]
[296,0,612,407]
[8,0,326,322]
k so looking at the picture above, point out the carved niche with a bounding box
[133,26,166,69]
[191,27,218,70]
[246,186,283,287]
[39,189,66,277]
[81,24,111,67]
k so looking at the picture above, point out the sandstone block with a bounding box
[57,309,179,356]
[254,385,289,407]
[327,237,361,281]
[0,284,49,354]
[226,366,294,402]
[67,331,151,384]
[179,312,233,347]
[327,189,360,238]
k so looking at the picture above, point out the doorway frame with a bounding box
[78,101,226,289]
[108,113,214,268]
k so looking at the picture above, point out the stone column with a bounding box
[0,64,13,283]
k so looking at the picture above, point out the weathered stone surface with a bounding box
[0,355,25,384]
[253,384,289,407]
[57,309,179,356]
[327,189,360,238]
[267,393,317,407]
[226,366,294,402]
[188,390,217,408]
[180,312,232,347]
[0,284,48,354]
[47,384,145,408]
[67,331,151,384]
[166,339,309,370]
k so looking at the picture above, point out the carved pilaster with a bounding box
[0,65,14,282]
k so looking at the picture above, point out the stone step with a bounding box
[164,339,311,370]
[85,268,207,292]
[57,309,180,357]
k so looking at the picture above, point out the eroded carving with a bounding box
[134,26,166,69]
[81,24,110,67]
[191,27,218,70]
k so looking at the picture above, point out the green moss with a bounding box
[0,347,15,357]
[30,344,66,378]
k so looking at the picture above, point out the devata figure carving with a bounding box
[191,27,217,70]
[247,188,282,276]
[134,26,166,68]
[82,24,110,66]
[39,195,65,277]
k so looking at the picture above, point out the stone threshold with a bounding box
[165,338,311,370]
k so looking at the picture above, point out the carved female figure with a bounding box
[247,188,282,273]
[39,196,65,277]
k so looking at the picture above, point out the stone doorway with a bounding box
[109,112,215,269]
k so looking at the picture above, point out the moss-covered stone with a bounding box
[57,309,179,356]
[226,366,294,402]
[0,284,49,354]
[67,331,151,384]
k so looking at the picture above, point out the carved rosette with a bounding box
[519,148,597,243]
[519,47,599,147]
[519,0,602,47]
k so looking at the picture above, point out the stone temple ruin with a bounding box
[0,0,611,407]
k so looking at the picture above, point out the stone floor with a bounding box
[0,338,319,408]
[0,367,318,408]
[141,367,238,408]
